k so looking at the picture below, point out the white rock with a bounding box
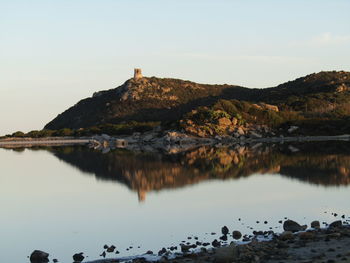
[249,131,262,138]
[288,145,300,153]
[288,126,299,133]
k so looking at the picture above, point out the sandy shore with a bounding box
[1,134,350,151]
[0,137,90,148]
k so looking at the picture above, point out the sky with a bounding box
[0,0,350,135]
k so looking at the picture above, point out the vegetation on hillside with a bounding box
[2,122,160,139]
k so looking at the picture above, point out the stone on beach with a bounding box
[30,250,49,263]
[232,230,242,240]
[283,220,307,232]
[329,220,342,228]
[221,226,229,235]
[212,239,221,247]
[72,252,84,262]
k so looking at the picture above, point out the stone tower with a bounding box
[134,68,142,80]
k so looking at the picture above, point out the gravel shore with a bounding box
[158,225,350,263]
[84,223,350,263]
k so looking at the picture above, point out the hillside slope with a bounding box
[45,71,350,130]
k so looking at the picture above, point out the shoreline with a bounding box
[1,133,350,150]
[0,137,90,148]
[84,221,350,263]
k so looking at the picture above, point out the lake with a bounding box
[1,142,350,263]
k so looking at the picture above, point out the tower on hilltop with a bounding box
[134,68,142,80]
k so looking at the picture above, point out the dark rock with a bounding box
[311,220,320,229]
[180,244,191,253]
[53,259,58,263]
[221,226,229,235]
[30,250,49,263]
[329,220,342,228]
[73,253,84,262]
[212,239,221,247]
[100,251,106,258]
[158,247,167,256]
[232,231,242,240]
[146,250,153,255]
[253,230,264,236]
[283,220,307,232]
[220,235,227,241]
[107,245,116,253]
[103,244,108,249]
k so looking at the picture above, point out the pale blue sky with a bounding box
[0,0,350,135]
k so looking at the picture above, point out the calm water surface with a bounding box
[1,142,350,262]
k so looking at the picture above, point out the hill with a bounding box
[44,78,253,130]
[43,71,350,135]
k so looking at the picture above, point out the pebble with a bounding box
[212,239,221,247]
[107,245,116,253]
[221,226,229,235]
[72,253,84,263]
[232,230,242,240]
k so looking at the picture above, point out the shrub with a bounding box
[12,131,25,137]
[53,128,74,137]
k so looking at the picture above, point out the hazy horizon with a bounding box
[1,0,350,135]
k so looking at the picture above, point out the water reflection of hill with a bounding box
[48,142,350,201]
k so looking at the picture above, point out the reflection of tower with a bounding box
[138,189,146,202]
[134,68,142,80]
